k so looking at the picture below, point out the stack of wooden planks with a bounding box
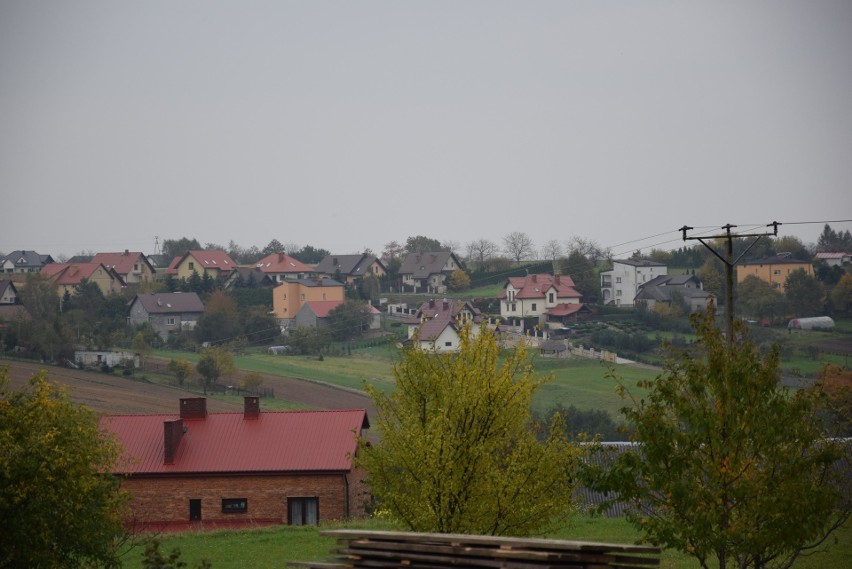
[289,529,661,569]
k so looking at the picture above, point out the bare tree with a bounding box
[541,239,564,274]
[503,232,535,263]
[465,239,499,264]
[565,235,611,265]
[382,240,405,263]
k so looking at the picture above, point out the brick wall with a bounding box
[122,471,370,529]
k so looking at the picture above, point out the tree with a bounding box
[541,240,564,273]
[817,223,852,252]
[239,371,264,393]
[814,364,852,437]
[0,368,129,568]
[168,359,193,386]
[195,291,242,344]
[772,236,809,261]
[564,251,598,300]
[405,235,444,254]
[698,257,725,299]
[566,235,611,265]
[357,323,582,536]
[736,275,788,320]
[464,238,499,266]
[446,269,471,291]
[502,231,535,263]
[784,269,823,317]
[195,347,235,393]
[161,237,202,261]
[585,306,849,569]
[326,300,372,341]
[141,539,211,569]
[261,239,285,255]
[287,327,331,356]
[381,240,405,263]
[831,273,852,316]
[291,244,330,264]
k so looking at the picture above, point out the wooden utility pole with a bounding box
[679,222,780,341]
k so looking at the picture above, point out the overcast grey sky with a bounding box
[1,1,850,260]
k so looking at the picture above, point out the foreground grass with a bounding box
[123,515,852,569]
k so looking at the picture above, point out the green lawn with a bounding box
[122,515,852,569]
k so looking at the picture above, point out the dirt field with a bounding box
[2,359,376,418]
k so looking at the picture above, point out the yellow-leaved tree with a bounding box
[357,323,582,536]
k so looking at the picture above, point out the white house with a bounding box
[498,274,582,319]
[600,260,668,307]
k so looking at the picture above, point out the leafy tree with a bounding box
[784,268,823,317]
[132,331,153,367]
[737,275,788,320]
[161,237,201,261]
[195,347,236,393]
[830,273,852,316]
[286,327,331,356]
[564,251,598,300]
[502,231,535,263]
[261,239,285,255]
[585,306,849,569]
[239,371,264,393]
[817,223,852,252]
[539,403,628,442]
[326,300,372,341]
[168,359,194,386]
[358,323,582,536]
[195,291,242,344]
[381,240,405,263]
[241,306,280,346]
[0,368,129,568]
[141,539,211,569]
[446,269,471,291]
[771,235,810,261]
[814,364,852,437]
[405,235,444,254]
[291,244,329,264]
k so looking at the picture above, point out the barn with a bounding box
[100,397,370,531]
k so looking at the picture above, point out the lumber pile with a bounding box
[289,529,661,569]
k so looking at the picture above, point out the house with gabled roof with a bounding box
[254,252,314,283]
[127,292,205,341]
[815,252,851,267]
[1,250,55,274]
[499,274,582,320]
[0,279,19,305]
[91,250,156,285]
[99,397,370,531]
[170,250,238,281]
[406,299,483,353]
[399,251,462,294]
[315,254,386,285]
[222,266,275,289]
[41,262,124,298]
[600,259,668,307]
[634,274,713,313]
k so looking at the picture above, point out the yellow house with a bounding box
[169,250,237,280]
[41,262,123,297]
[272,278,345,321]
[736,255,814,291]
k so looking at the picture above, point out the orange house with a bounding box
[736,255,814,291]
[272,278,345,322]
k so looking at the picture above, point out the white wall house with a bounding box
[600,260,667,307]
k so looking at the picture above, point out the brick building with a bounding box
[100,397,370,531]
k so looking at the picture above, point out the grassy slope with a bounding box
[124,516,852,569]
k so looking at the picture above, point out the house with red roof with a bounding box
[41,262,124,298]
[406,299,483,353]
[91,250,156,285]
[99,397,370,531]
[254,252,314,283]
[498,274,582,321]
[169,250,238,281]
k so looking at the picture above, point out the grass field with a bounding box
[123,515,852,569]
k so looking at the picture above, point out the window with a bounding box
[222,498,247,513]
[616,277,622,283]
[288,497,318,525]
[531,303,537,311]
[616,290,622,297]
[774,270,781,276]
[511,303,516,311]
[548,293,554,303]
[445,341,453,347]
[188,262,195,270]
[167,317,176,326]
[300,294,305,300]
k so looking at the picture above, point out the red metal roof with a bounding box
[100,407,368,475]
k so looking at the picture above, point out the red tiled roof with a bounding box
[255,253,314,274]
[42,262,119,286]
[91,251,151,276]
[100,407,369,475]
[183,250,238,271]
[545,303,587,317]
[304,300,344,318]
[499,274,581,301]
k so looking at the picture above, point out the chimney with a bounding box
[163,418,184,464]
[429,299,435,308]
[443,301,449,310]
[555,275,561,285]
[124,249,129,255]
[180,397,207,419]
[532,274,537,283]
[244,396,260,419]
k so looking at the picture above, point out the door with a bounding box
[189,499,201,521]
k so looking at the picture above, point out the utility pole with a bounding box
[679,222,780,341]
